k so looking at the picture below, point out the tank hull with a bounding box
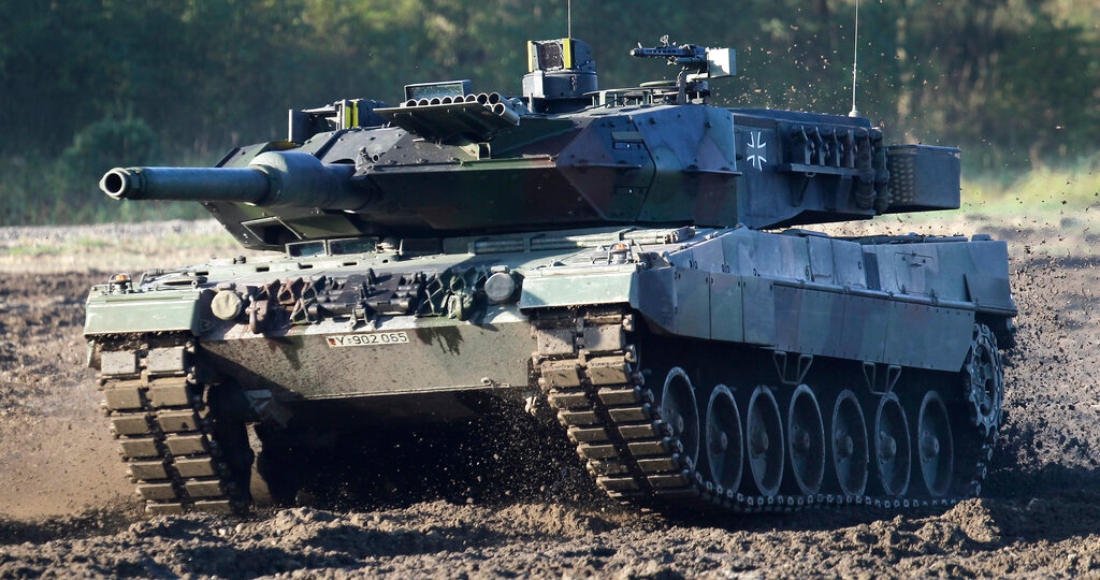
[86,224,1012,514]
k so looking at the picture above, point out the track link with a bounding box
[98,337,247,515]
[533,308,986,515]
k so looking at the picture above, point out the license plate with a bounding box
[326,332,410,347]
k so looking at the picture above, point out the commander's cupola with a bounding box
[522,38,597,114]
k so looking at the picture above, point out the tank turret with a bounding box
[101,38,960,251]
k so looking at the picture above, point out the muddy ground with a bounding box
[1,214,1100,579]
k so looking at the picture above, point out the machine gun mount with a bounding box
[630,36,735,103]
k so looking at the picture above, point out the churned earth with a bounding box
[1,212,1100,579]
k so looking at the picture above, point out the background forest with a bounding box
[1,0,1097,225]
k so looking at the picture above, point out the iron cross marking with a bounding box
[747,131,767,170]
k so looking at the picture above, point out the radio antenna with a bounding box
[567,0,572,38]
[848,0,860,117]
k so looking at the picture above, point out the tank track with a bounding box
[98,336,248,515]
[533,308,993,514]
[95,310,995,517]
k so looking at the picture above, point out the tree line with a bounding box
[1,0,1097,224]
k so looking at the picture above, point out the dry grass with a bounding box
[0,220,264,274]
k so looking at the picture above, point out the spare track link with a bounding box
[98,337,245,515]
[533,308,978,515]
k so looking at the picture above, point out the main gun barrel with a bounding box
[100,151,367,211]
[101,167,271,203]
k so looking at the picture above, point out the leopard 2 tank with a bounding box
[85,37,1016,515]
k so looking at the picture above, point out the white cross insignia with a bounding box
[747,131,767,170]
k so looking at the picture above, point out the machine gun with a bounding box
[630,37,735,103]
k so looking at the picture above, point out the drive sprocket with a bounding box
[962,323,1004,440]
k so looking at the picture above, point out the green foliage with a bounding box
[0,117,206,225]
[59,118,158,182]
[0,0,1097,225]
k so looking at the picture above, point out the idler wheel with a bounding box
[872,393,911,497]
[917,390,954,497]
[785,384,825,495]
[963,324,1004,439]
[659,367,700,470]
[703,385,743,493]
[830,389,869,497]
[746,385,784,497]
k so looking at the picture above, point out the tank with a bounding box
[85,38,1016,516]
